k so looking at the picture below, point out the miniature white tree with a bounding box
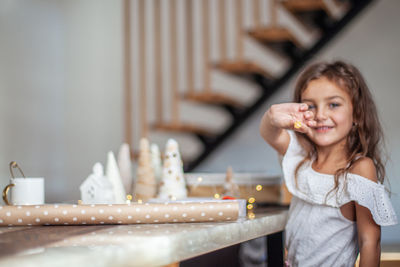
[150,143,163,184]
[118,143,133,194]
[106,151,127,204]
[134,138,157,201]
[223,166,240,198]
[158,139,187,200]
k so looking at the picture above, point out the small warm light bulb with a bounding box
[214,193,220,199]
[171,196,177,201]
[248,197,255,204]
[138,199,143,204]
[197,177,203,182]
[126,194,133,200]
[248,212,255,219]
[256,185,262,191]
[247,204,253,210]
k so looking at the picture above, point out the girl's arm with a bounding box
[259,103,315,155]
[352,158,381,267]
[356,203,381,267]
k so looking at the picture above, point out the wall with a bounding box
[197,0,400,244]
[0,0,124,201]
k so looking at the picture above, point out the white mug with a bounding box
[2,177,45,205]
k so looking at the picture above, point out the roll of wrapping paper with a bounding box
[0,201,241,226]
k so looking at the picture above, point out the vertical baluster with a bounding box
[154,0,163,124]
[203,0,211,92]
[253,0,261,30]
[236,0,243,60]
[219,0,227,61]
[139,0,148,138]
[123,0,133,145]
[271,0,277,27]
[186,0,194,94]
[170,0,179,125]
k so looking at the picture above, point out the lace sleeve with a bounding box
[345,174,397,226]
[283,131,304,158]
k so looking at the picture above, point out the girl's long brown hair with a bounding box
[293,61,386,198]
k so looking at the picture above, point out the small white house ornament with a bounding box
[80,163,114,204]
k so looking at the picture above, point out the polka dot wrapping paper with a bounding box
[0,201,242,226]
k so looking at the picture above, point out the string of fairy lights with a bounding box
[193,176,264,220]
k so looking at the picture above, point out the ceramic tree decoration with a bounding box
[106,151,127,204]
[223,166,240,198]
[80,163,115,204]
[134,138,157,202]
[118,143,133,195]
[150,143,163,184]
[158,139,187,200]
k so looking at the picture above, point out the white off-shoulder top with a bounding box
[282,131,397,267]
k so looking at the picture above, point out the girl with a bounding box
[260,61,397,267]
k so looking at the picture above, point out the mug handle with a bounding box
[2,184,15,205]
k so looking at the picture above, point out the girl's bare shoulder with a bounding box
[350,157,378,183]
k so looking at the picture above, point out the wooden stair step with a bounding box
[249,27,304,49]
[282,0,326,12]
[153,122,214,137]
[215,61,274,79]
[185,92,244,108]
[282,0,347,19]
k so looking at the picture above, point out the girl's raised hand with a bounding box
[268,103,316,135]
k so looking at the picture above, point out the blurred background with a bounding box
[1,0,399,246]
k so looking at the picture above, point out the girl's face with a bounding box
[301,77,354,150]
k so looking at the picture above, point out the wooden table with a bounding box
[0,208,288,267]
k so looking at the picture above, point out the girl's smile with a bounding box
[314,125,334,133]
[301,77,354,149]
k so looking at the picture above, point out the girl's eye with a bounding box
[308,105,316,110]
[329,103,340,108]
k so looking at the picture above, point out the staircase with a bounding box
[123,0,374,171]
